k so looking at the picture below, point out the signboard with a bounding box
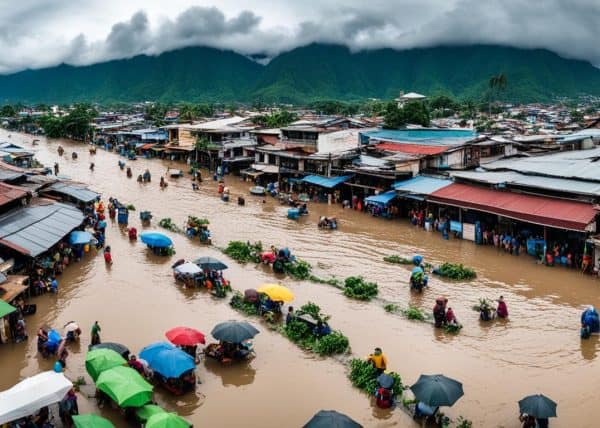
[450,221,462,233]
[462,223,475,241]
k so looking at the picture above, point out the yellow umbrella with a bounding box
[257,284,294,302]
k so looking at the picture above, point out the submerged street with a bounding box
[0,129,598,427]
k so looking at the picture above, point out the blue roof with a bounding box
[393,176,452,195]
[302,175,353,189]
[0,203,84,256]
[365,191,397,206]
[362,128,477,146]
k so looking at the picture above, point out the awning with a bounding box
[393,176,452,197]
[0,276,28,303]
[429,183,598,232]
[302,175,353,189]
[139,143,156,150]
[0,371,73,424]
[365,191,398,206]
[0,203,85,257]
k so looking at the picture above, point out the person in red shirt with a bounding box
[104,246,113,264]
[497,296,509,318]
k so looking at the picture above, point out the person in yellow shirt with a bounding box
[367,347,388,374]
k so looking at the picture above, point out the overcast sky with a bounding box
[0,0,598,74]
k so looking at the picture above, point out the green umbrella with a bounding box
[85,348,127,381]
[145,412,191,428]
[96,366,153,408]
[0,300,16,318]
[73,414,115,428]
[136,404,167,422]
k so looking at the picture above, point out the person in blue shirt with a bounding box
[50,278,58,293]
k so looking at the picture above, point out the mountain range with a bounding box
[1,44,599,104]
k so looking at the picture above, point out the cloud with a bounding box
[0,0,598,74]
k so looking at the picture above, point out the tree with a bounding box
[488,73,507,115]
[144,103,168,126]
[383,101,405,129]
[251,110,297,128]
[61,103,97,141]
[402,101,430,126]
[570,109,584,123]
[461,99,477,120]
[0,105,17,117]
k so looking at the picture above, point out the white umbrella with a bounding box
[64,322,79,333]
[0,371,73,424]
[174,262,202,275]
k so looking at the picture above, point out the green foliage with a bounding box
[282,318,348,355]
[224,241,262,263]
[384,304,399,313]
[178,103,214,122]
[144,103,169,126]
[473,298,494,312]
[455,417,473,428]
[343,276,378,300]
[2,45,599,104]
[435,263,476,280]
[0,105,17,117]
[158,218,181,233]
[229,291,259,316]
[313,332,349,355]
[348,359,403,398]
[251,110,297,128]
[283,259,312,280]
[383,255,412,264]
[187,216,209,227]
[570,109,584,123]
[444,323,463,334]
[384,100,430,128]
[402,305,426,321]
[125,204,136,211]
[297,302,330,324]
[308,275,342,287]
[38,104,97,141]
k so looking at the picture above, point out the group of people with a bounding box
[519,413,549,428]
[481,230,524,256]
[432,297,461,328]
[479,296,509,321]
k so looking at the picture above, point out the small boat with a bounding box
[167,168,184,178]
[250,186,266,196]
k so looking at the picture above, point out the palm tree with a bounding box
[488,73,507,116]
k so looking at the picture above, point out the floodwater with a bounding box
[0,129,598,427]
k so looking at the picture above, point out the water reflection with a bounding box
[580,336,599,361]
[203,358,257,387]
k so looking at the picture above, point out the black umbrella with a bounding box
[410,374,464,407]
[518,394,557,419]
[90,342,130,358]
[211,320,259,343]
[192,256,228,271]
[377,373,394,389]
[303,410,362,428]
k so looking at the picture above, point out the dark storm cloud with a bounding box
[0,0,598,74]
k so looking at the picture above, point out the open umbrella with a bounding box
[518,394,557,419]
[90,342,130,358]
[136,404,166,423]
[211,320,259,343]
[64,322,79,333]
[85,349,126,381]
[166,326,206,346]
[376,373,395,389]
[257,283,294,302]
[0,300,16,318]
[303,410,362,428]
[410,374,464,407]
[139,342,196,378]
[72,414,115,428]
[69,231,94,245]
[140,232,173,248]
[96,366,153,408]
[174,262,201,275]
[145,412,191,428]
[192,256,228,271]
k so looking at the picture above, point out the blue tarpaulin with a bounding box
[302,175,353,189]
[69,231,93,245]
[139,342,196,378]
[365,191,397,206]
[393,176,452,196]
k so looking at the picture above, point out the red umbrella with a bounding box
[165,327,206,345]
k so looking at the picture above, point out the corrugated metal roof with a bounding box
[365,191,397,205]
[483,148,600,182]
[44,182,99,203]
[393,176,452,195]
[0,203,84,256]
[302,175,353,188]
[363,129,477,146]
[451,170,600,197]
[0,183,28,207]
[0,168,26,182]
[376,143,449,155]
[429,183,598,232]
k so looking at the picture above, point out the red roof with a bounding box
[376,143,449,156]
[0,182,28,207]
[429,183,598,232]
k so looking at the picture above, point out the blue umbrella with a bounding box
[411,266,424,275]
[140,232,173,248]
[139,342,195,378]
[69,231,93,245]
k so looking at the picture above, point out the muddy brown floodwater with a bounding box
[0,129,598,427]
